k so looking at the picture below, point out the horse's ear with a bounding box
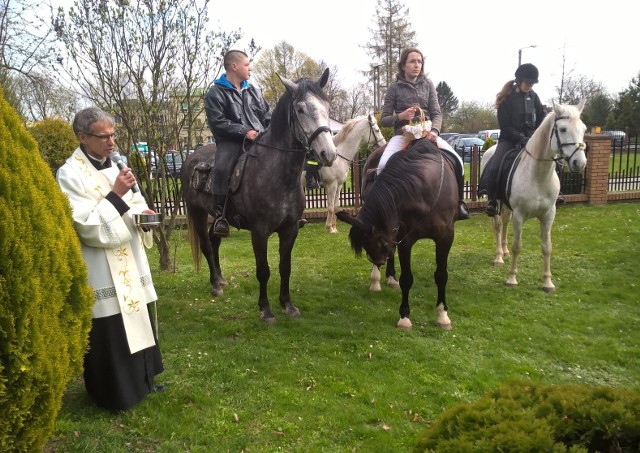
[576,99,586,112]
[277,73,297,93]
[336,210,369,231]
[336,210,356,225]
[317,68,330,89]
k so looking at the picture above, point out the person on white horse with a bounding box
[483,63,564,217]
[378,47,469,221]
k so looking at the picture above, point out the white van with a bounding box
[478,129,500,141]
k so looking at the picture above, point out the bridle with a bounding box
[290,102,332,153]
[338,115,386,165]
[525,113,586,166]
[244,101,332,155]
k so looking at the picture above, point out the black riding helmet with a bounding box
[515,63,539,84]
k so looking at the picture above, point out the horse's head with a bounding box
[277,68,337,167]
[551,99,588,173]
[336,211,395,266]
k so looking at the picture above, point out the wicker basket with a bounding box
[402,107,432,140]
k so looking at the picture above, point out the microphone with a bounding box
[109,151,139,193]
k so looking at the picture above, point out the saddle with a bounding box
[479,145,526,208]
[189,147,252,195]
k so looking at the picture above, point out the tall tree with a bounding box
[555,74,607,105]
[53,0,239,271]
[436,81,458,131]
[0,0,60,117]
[582,92,611,129]
[362,0,417,100]
[252,41,321,107]
[448,101,497,132]
[609,71,640,133]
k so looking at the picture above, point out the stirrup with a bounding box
[213,217,230,237]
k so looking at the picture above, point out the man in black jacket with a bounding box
[204,50,271,236]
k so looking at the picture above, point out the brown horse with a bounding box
[181,69,337,323]
[337,139,458,329]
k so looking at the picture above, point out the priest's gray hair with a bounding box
[73,107,115,136]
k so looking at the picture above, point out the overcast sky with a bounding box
[50,0,639,107]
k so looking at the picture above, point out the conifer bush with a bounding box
[413,380,640,452]
[0,89,93,452]
[29,118,77,174]
[483,137,496,151]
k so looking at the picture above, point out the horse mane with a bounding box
[360,141,441,231]
[333,116,364,146]
[269,77,330,142]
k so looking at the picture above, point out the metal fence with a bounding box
[151,134,640,218]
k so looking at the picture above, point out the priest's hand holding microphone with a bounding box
[109,151,141,197]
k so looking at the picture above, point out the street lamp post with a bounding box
[372,64,382,112]
[518,45,537,66]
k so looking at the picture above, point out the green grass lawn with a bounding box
[49,202,640,452]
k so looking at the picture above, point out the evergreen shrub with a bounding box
[0,89,93,452]
[483,137,496,151]
[413,380,640,453]
[28,118,77,174]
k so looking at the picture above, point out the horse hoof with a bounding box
[437,321,452,331]
[369,284,382,292]
[396,318,412,329]
[211,287,224,297]
[261,314,276,324]
[543,286,556,293]
[387,278,400,289]
[284,306,301,318]
[505,282,517,288]
[494,261,504,267]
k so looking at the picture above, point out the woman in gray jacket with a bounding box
[379,47,469,220]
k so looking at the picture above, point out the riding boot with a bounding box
[454,159,470,220]
[213,195,230,237]
[485,164,499,217]
[485,199,498,217]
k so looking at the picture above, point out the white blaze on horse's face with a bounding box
[552,100,588,173]
[296,95,336,165]
[278,70,337,167]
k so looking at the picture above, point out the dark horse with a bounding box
[337,139,458,329]
[181,69,337,323]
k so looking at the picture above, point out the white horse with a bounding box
[303,114,386,233]
[480,100,587,292]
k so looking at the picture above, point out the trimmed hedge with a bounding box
[0,89,93,451]
[414,380,640,452]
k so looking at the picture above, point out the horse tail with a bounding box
[186,210,202,271]
[184,205,202,272]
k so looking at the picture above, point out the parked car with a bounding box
[478,129,500,141]
[602,130,626,145]
[450,136,485,162]
[440,132,459,143]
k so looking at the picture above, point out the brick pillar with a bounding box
[584,134,610,205]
